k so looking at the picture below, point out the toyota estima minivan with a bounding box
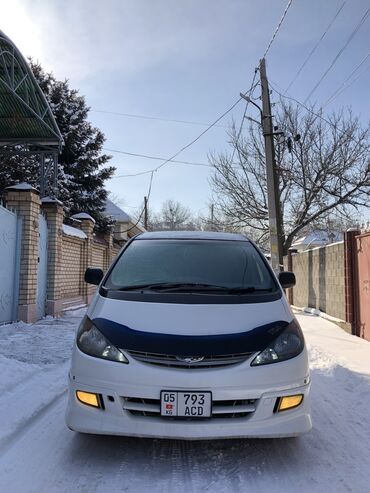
[66,231,312,439]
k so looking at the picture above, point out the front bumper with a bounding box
[66,382,311,439]
[65,353,311,439]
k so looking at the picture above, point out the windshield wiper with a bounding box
[115,282,229,292]
[115,282,181,291]
[226,286,274,294]
[114,283,274,294]
[153,283,230,292]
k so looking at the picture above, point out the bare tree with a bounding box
[210,102,370,254]
[159,199,191,230]
[131,199,196,231]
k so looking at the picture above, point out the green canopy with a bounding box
[0,30,62,147]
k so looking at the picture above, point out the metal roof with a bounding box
[104,198,132,223]
[137,231,249,241]
[0,30,62,147]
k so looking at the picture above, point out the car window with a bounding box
[105,239,276,291]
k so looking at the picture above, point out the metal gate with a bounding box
[356,232,370,341]
[36,213,48,319]
[0,204,21,323]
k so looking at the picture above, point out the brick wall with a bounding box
[61,235,84,299]
[112,244,121,259]
[92,241,107,271]
[287,242,346,323]
[4,186,124,321]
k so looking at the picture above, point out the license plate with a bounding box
[160,391,212,418]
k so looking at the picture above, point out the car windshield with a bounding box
[105,239,276,292]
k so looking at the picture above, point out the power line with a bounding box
[104,148,211,168]
[147,97,243,175]
[118,171,155,233]
[112,169,157,178]
[304,7,370,103]
[263,0,294,58]
[115,95,244,225]
[230,71,259,163]
[285,1,346,93]
[112,0,297,229]
[270,80,369,150]
[108,147,245,178]
[91,109,227,128]
[322,54,370,107]
[269,81,337,128]
[108,89,262,180]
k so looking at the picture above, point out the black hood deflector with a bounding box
[92,318,289,356]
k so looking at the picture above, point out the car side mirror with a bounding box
[278,271,296,289]
[84,267,104,285]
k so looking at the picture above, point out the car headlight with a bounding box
[76,316,128,364]
[251,319,304,366]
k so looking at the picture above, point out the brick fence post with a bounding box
[103,228,114,270]
[5,184,40,322]
[344,229,360,335]
[71,213,95,305]
[41,198,64,316]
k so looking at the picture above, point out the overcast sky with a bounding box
[1,0,369,218]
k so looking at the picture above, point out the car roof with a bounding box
[136,231,250,241]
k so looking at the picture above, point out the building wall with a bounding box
[288,242,346,322]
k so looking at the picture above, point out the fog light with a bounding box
[277,394,303,412]
[76,390,100,408]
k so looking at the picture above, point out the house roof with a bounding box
[103,199,131,223]
[292,230,342,248]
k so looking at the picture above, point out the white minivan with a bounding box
[66,231,311,439]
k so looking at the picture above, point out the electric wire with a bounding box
[284,1,346,93]
[269,81,337,128]
[132,97,243,178]
[113,95,244,226]
[104,148,211,168]
[110,0,298,226]
[91,109,227,128]
[118,171,155,233]
[322,53,370,107]
[270,80,368,150]
[263,0,294,58]
[304,7,370,103]
[230,70,259,164]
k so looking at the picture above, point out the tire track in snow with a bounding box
[0,366,42,396]
[0,389,67,456]
[0,363,69,455]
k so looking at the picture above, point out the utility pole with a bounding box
[144,196,148,230]
[210,203,214,231]
[259,58,284,271]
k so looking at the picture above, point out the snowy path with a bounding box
[0,311,370,492]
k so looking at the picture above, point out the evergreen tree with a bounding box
[0,61,115,231]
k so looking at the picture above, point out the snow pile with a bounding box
[62,224,87,239]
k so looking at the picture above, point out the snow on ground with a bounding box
[0,309,84,451]
[0,310,369,492]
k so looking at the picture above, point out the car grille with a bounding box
[122,397,257,419]
[126,350,254,368]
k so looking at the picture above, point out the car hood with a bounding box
[86,295,293,356]
[88,295,292,336]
